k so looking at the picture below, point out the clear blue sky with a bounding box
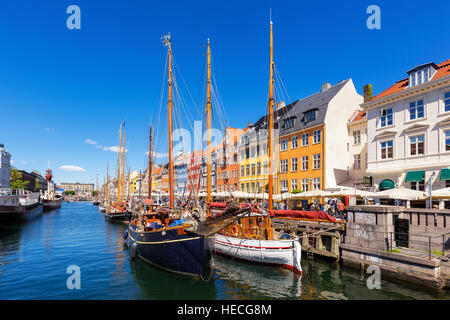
[1,0,449,185]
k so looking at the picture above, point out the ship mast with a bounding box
[163,33,174,208]
[206,38,212,206]
[268,20,274,210]
[118,123,123,202]
[106,163,109,205]
[148,126,152,199]
[121,130,126,203]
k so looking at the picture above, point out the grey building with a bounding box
[0,144,11,189]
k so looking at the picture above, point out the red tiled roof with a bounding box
[350,110,366,122]
[372,59,450,101]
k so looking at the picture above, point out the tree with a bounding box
[10,169,30,190]
[64,190,75,196]
[91,190,98,197]
[291,189,303,194]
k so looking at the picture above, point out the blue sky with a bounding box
[0,0,449,185]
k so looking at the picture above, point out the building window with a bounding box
[263,161,268,174]
[291,179,298,191]
[280,139,288,151]
[291,136,298,149]
[380,108,393,127]
[250,147,255,158]
[302,133,309,146]
[240,166,245,177]
[302,156,308,171]
[263,143,267,155]
[410,181,425,191]
[241,183,244,191]
[410,135,424,156]
[446,180,450,188]
[353,130,361,144]
[257,162,261,175]
[251,164,256,175]
[256,145,260,157]
[313,154,321,170]
[313,130,321,144]
[280,180,288,192]
[445,92,450,112]
[245,165,250,176]
[301,179,309,192]
[282,117,295,130]
[446,130,450,151]
[409,99,424,120]
[354,154,361,170]
[313,177,321,190]
[246,183,250,193]
[251,182,255,193]
[380,140,393,159]
[291,158,298,172]
[280,159,288,173]
[304,110,316,123]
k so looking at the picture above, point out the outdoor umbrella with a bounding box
[371,187,428,200]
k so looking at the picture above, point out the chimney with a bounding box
[276,101,286,110]
[321,82,331,92]
[363,84,373,103]
[247,122,253,128]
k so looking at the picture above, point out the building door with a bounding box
[394,216,409,248]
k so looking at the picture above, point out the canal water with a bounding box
[0,202,448,300]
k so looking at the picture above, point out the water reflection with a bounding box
[129,256,217,300]
[212,254,302,299]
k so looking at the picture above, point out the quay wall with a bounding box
[342,205,450,289]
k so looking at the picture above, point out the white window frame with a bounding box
[291,158,298,172]
[409,99,425,121]
[380,139,394,160]
[280,159,288,173]
[380,107,393,128]
[353,130,361,145]
[280,180,288,192]
[409,134,425,156]
[291,136,298,149]
[301,133,309,146]
[301,178,309,192]
[302,156,308,171]
[313,130,321,144]
[313,177,321,190]
[291,179,298,191]
[280,139,288,151]
[313,154,321,170]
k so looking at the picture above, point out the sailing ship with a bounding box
[126,34,248,278]
[98,166,108,212]
[42,167,63,211]
[211,20,302,275]
[105,122,130,221]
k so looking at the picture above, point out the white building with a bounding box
[346,109,369,189]
[362,59,450,208]
[0,144,11,189]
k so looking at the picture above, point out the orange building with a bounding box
[216,127,245,192]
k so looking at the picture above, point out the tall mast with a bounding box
[206,38,212,205]
[106,163,109,204]
[148,126,152,199]
[121,130,126,203]
[118,124,123,201]
[268,20,274,210]
[163,33,174,208]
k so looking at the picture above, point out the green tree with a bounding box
[64,190,75,196]
[10,169,30,190]
[291,189,303,194]
[92,190,98,197]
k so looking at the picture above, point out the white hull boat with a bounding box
[214,234,302,275]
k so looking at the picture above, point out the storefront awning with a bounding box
[404,170,425,182]
[379,179,395,191]
[439,168,450,181]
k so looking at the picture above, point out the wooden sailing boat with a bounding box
[105,121,130,221]
[126,34,227,278]
[98,164,108,212]
[212,20,302,275]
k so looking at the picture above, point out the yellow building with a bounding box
[238,105,292,194]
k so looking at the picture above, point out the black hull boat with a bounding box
[93,201,100,206]
[0,201,43,223]
[105,211,130,222]
[43,198,62,211]
[127,226,212,278]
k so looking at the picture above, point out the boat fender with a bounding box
[161,229,166,237]
[123,227,129,240]
[130,242,138,259]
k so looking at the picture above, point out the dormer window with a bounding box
[304,109,316,123]
[282,117,296,130]
[407,62,437,87]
